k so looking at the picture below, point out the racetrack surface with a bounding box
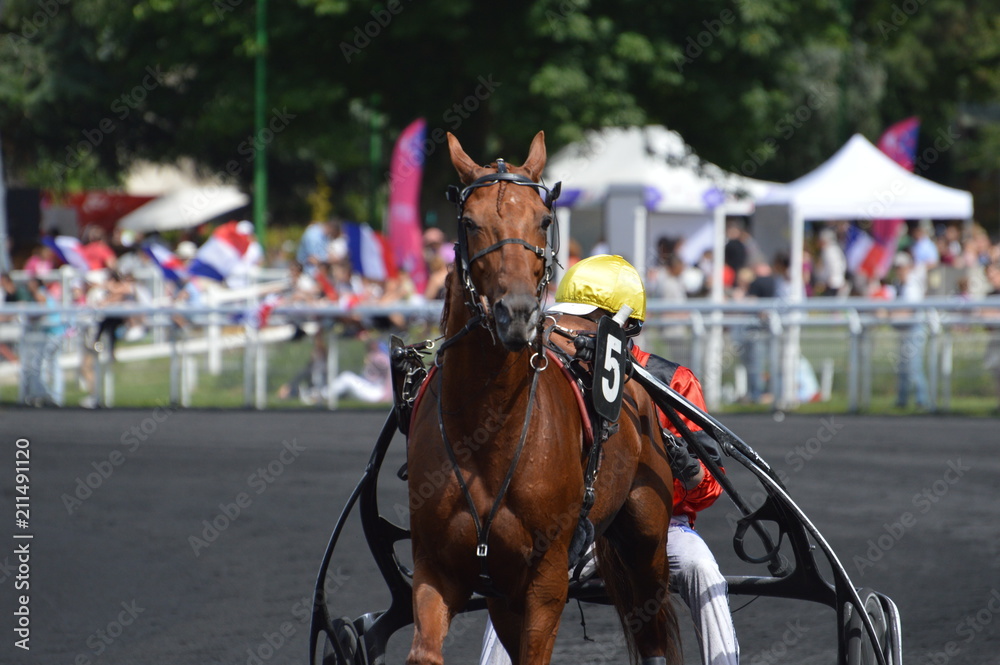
[2,408,998,665]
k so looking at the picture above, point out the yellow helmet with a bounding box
[549,254,646,322]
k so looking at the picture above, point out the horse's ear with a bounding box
[521,131,547,182]
[447,133,483,185]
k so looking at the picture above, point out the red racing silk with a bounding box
[631,344,723,526]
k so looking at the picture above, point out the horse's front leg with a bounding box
[516,550,570,665]
[407,560,468,665]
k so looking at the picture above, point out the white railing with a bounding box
[2,296,999,411]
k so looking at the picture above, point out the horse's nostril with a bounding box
[494,300,511,325]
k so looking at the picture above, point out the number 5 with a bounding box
[601,336,622,403]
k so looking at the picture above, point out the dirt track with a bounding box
[1,408,998,665]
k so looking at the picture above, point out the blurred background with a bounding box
[2,0,1000,414]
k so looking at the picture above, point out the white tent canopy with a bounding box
[117,186,250,233]
[548,125,770,216]
[755,133,973,221]
[753,133,975,302]
[545,126,772,301]
[752,133,974,409]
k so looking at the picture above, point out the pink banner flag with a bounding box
[877,116,920,172]
[869,117,921,279]
[387,118,428,292]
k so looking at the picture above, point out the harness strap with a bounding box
[469,237,544,264]
[437,359,543,595]
[434,313,483,363]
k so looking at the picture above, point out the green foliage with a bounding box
[2,0,999,227]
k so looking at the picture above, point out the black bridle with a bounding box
[435,159,562,594]
[445,158,562,328]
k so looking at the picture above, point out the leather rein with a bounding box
[433,159,562,594]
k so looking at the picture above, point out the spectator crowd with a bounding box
[4,214,1000,411]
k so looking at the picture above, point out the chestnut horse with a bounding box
[406,132,680,665]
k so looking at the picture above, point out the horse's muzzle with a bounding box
[493,294,540,352]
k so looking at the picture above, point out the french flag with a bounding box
[143,242,189,284]
[42,236,90,272]
[845,225,886,280]
[188,220,255,281]
[343,222,396,282]
[237,293,281,329]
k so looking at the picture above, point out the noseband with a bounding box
[445,158,562,325]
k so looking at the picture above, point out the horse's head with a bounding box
[446,131,560,352]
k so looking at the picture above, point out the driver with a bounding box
[479,254,739,665]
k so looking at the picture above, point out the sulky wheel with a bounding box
[314,617,368,665]
[842,588,891,665]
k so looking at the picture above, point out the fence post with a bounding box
[689,310,705,387]
[941,327,953,411]
[152,269,166,345]
[99,331,115,407]
[927,308,942,412]
[243,324,255,408]
[170,323,181,406]
[861,327,873,411]
[16,315,27,404]
[703,309,724,410]
[768,310,784,409]
[182,350,195,407]
[847,309,862,413]
[255,327,267,410]
[207,290,222,375]
[326,328,339,410]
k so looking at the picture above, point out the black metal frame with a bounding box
[310,366,903,665]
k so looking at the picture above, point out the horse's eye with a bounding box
[540,215,553,231]
[462,217,480,233]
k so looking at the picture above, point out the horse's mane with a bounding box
[439,265,457,331]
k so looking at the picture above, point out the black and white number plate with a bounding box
[591,316,626,422]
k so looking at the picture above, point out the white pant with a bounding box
[479,518,739,665]
[326,372,385,403]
